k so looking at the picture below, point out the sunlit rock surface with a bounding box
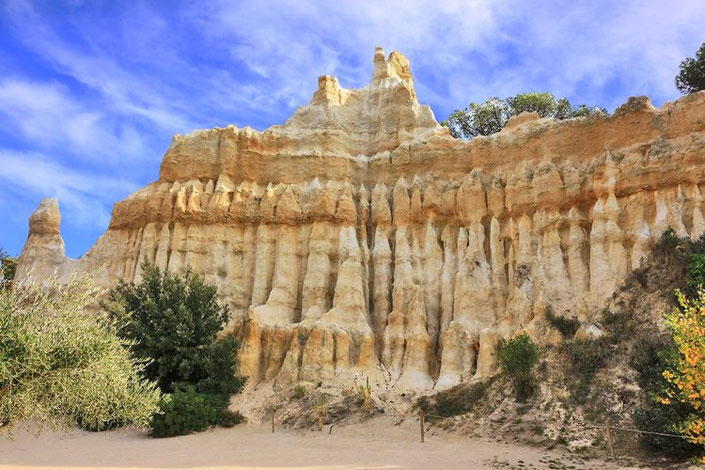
[16,47,705,392]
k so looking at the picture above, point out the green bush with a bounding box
[562,337,611,404]
[653,227,682,261]
[150,386,244,438]
[105,263,247,437]
[687,253,705,294]
[0,276,160,431]
[630,335,701,459]
[545,306,580,339]
[496,333,539,401]
[105,263,246,396]
[419,377,496,419]
[601,309,635,345]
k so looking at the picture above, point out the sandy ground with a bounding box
[0,416,637,470]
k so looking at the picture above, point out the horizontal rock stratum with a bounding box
[16,47,705,392]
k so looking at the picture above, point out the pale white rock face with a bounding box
[15,47,705,395]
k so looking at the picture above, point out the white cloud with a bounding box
[0,150,138,229]
[0,78,147,161]
[2,0,195,132]
[186,0,505,106]
[185,0,705,114]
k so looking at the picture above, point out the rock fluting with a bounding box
[15,47,705,392]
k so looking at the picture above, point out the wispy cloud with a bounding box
[0,150,138,229]
[185,0,705,114]
[0,78,147,162]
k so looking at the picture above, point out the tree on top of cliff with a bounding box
[676,42,705,94]
[441,92,606,139]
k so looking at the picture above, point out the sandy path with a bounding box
[0,416,631,469]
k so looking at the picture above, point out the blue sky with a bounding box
[1,0,704,258]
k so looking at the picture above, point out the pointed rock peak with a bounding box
[506,217,518,237]
[388,51,412,80]
[358,183,369,201]
[371,183,392,226]
[312,75,347,105]
[605,191,621,217]
[336,182,350,201]
[394,176,409,192]
[372,46,413,85]
[29,198,61,235]
[372,46,388,84]
[373,225,392,253]
[372,182,389,197]
[336,184,357,225]
[260,184,278,218]
[215,174,234,192]
[273,182,287,196]
[460,170,486,192]
[309,177,323,192]
[519,213,532,229]
[276,186,302,223]
[441,223,453,241]
[251,182,264,198]
[310,181,338,218]
[592,197,606,217]
[236,180,249,194]
[338,225,361,260]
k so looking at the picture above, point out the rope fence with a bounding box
[585,424,689,440]
[268,404,692,462]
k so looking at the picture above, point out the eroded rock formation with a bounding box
[16,47,705,392]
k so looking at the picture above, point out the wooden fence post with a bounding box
[419,409,425,443]
[271,410,275,433]
[605,420,616,460]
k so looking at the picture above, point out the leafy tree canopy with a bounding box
[441,92,607,139]
[496,332,540,401]
[676,42,705,95]
[105,263,245,396]
[658,290,705,457]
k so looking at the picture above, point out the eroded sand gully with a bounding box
[15,47,705,394]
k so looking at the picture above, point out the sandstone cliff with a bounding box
[16,47,705,393]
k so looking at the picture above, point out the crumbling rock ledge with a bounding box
[16,47,705,394]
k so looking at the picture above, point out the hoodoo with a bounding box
[15,48,705,392]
